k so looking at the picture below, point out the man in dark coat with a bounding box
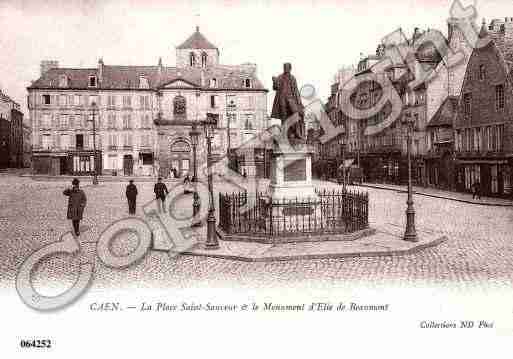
[126,179,138,215]
[154,177,169,213]
[63,178,87,237]
[271,62,305,142]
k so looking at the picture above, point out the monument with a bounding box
[216,62,370,243]
[268,63,317,200]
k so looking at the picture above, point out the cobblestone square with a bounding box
[1,174,512,293]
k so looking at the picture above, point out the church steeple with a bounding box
[175,27,220,68]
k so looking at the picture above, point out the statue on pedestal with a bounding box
[271,63,306,144]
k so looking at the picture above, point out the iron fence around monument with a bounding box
[218,189,369,238]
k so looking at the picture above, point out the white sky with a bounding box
[1,0,513,118]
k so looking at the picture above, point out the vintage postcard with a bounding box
[1,0,512,357]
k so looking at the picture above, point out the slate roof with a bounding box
[176,27,218,50]
[427,96,458,127]
[28,64,267,91]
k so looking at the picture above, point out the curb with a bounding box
[358,184,513,207]
[180,235,448,262]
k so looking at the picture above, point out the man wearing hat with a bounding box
[153,177,169,213]
[126,179,138,215]
[63,178,87,237]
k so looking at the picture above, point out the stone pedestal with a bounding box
[267,144,317,200]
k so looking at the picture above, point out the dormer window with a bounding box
[244,79,251,88]
[201,52,208,68]
[89,75,97,87]
[59,75,69,88]
[139,76,149,89]
[210,78,217,88]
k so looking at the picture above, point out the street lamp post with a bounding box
[189,123,202,227]
[340,140,346,191]
[203,114,219,249]
[90,102,99,185]
[402,108,417,242]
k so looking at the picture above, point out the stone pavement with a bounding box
[180,224,447,262]
[2,175,512,290]
[357,182,513,207]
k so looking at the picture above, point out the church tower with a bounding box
[176,26,219,68]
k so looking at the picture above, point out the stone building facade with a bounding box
[320,18,475,187]
[453,23,513,198]
[0,91,24,169]
[27,27,268,177]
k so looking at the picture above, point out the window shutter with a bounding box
[84,134,89,148]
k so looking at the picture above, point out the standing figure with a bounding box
[271,62,305,143]
[63,178,87,237]
[183,173,192,194]
[154,177,169,213]
[126,179,138,215]
[475,181,481,200]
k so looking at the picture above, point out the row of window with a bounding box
[38,113,153,130]
[58,74,150,89]
[463,84,505,116]
[38,133,153,150]
[40,93,153,109]
[455,125,504,152]
[467,64,488,82]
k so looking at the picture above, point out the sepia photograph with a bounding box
[0,0,512,357]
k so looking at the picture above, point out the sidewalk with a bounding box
[23,174,182,183]
[357,182,513,207]
[174,224,447,262]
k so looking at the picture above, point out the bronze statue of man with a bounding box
[271,63,305,142]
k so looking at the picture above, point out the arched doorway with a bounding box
[170,139,191,178]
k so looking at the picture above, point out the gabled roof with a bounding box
[176,27,218,50]
[427,96,458,127]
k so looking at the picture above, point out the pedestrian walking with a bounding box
[475,181,481,200]
[154,177,169,213]
[63,178,87,237]
[126,179,138,215]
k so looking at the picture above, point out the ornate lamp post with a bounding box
[401,105,417,242]
[203,114,219,249]
[340,137,346,190]
[90,102,99,185]
[189,123,202,227]
[226,100,235,157]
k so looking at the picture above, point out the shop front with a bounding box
[455,158,512,198]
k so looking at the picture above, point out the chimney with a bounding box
[157,57,163,84]
[98,57,104,84]
[40,60,59,76]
